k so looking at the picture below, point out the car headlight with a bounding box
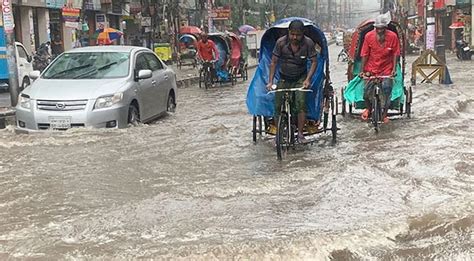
[19,95,31,109]
[94,92,123,110]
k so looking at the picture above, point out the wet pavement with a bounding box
[0,45,473,259]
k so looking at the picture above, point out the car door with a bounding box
[144,53,169,114]
[134,53,154,120]
[16,43,33,86]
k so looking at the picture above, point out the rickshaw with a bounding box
[177,34,198,69]
[246,17,337,160]
[198,33,235,88]
[341,19,413,132]
[227,32,249,81]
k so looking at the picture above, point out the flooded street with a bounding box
[0,45,473,259]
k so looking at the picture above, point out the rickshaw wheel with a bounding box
[276,113,289,161]
[349,103,353,115]
[244,67,249,81]
[331,97,337,144]
[252,116,257,142]
[372,96,380,133]
[199,71,203,88]
[406,86,413,118]
[341,88,346,116]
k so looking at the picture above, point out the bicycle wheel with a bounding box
[204,70,211,89]
[372,95,380,132]
[199,70,203,88]
[276,113,289,160]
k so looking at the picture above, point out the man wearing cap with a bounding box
[266,19,318,143]
[359,14,400,123]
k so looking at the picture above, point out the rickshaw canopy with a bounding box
[179,34,198,44]
[246,17,329,121]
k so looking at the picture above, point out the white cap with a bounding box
[374,12,391,28]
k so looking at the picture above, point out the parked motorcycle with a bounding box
[455,39,472,60]
[33,42,52,72]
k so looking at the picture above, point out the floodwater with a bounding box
[0,46,472,259]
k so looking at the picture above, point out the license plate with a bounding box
[463,46,470,51]
[49,117,71,129]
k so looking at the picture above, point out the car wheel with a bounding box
[128,104,140,126]
[167,93,176,112]
[20,77,30,93]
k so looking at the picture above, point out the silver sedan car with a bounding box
[16,46,177,130]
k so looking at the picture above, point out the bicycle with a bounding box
[198,60,217,89]
[337,48,348,62]
[268,85,313,160]
[363,75,394,132]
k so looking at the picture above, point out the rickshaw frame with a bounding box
[247,17,337,156]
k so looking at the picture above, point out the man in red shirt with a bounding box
[359,15,400,123]
[196,32,219,62]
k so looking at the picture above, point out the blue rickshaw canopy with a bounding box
[246,17,330,120]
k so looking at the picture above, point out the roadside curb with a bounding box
[176,63,258,89]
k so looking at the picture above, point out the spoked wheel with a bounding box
[330,96,337,144]
[199,71,203,88]
[372,96,381,132]
[276,113,290,161]
[341,88,346,116]
[406,86,413,118]
[204,70,212,89]
[252,116,257,142]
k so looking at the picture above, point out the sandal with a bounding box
[383,116,390,124]
[361,109,369,121]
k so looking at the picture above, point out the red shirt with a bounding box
[197,39,219,61]
[360,30,400,76]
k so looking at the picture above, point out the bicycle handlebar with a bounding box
[362,75,394,80]
[268,88,313,94]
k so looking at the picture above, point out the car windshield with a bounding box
[42,52,130,79]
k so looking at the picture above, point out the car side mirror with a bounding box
[137,69,152,80]
[27,55,32,63]
[29,71,41,80]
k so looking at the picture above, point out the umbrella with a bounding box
[449,21,465,29]
[238,24,256,34]
[94,28,123,45]
[180,26,202,35]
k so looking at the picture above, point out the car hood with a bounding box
[25,78,129,100]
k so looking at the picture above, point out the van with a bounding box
[0,42,34,92]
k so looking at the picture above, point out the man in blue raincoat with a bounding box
[266,20,318,143]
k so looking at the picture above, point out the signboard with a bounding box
[210,7,231,20]
[2,0,15,33]
[96,13,107,30]
[46,0,66,9]
[426,17,436,50]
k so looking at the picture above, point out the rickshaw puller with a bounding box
[197,32,220,80]
[359,14,400,123]
[266,20,318,143]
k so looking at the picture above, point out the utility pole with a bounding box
[2,0,20,106]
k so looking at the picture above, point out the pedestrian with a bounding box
[51,34,63,58]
